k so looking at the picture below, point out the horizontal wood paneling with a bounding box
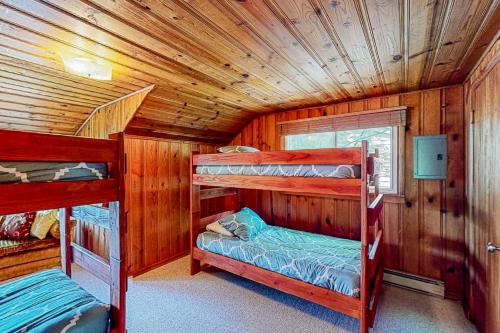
[0,0,497,139]
[231,86,465,299]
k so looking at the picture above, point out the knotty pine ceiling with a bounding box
[0,0,498,142]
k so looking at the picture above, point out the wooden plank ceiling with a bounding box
[0,0,498,142]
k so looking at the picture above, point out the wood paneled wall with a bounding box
[125,136,218,276]
[75,134,219,275]
[77,86,153,138]
[74,219,110,261]
[231,86,465,299]
[74,87,153,261]
[464,37,499,333]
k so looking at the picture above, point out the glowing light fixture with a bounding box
[62,56,112,80]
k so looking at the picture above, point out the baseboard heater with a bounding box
[383,269,445,297]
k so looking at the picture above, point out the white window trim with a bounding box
[380,126,399,195]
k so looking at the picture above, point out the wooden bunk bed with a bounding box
[190,141,384,333]
[0,129,127,333]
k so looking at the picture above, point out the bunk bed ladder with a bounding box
[360,141,370,333]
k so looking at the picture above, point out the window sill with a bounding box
[380,194,406,204]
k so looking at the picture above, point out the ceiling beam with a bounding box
[124,127,230,144]
[76,84,155,138]
[126,117,234,144]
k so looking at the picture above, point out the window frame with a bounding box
[283,126,401,195]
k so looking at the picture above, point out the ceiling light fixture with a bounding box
[62,56,112,80]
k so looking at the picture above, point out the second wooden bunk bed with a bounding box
[190,141,384,333]
[0,129,127,333]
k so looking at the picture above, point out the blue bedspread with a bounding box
[197,226,362,297]
[0,269,109,333]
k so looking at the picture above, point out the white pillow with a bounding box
[206,221,234,237]
[217,145,260,153]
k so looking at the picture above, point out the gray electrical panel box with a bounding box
[413,135,448,179]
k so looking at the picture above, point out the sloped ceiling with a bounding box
[0,0,498,141]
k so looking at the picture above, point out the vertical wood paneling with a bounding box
[420,90,442,279]
[401,92,421,275]
[443,85,465,299]
[128,138,144,271]
[464,38,499,333]
[180,143,191,254]
[169,141,181,259]
[143,139,159,268]
[157,141,170,265]
[74,86,153,260]
[231,86,465,298]
[320,198,335,235]
[383,198,402,270]
[125,136,218,276]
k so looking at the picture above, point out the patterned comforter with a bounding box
[0,269,109,333]
[196,164,361,178]
[0,162,108,184]
[197,226,362,297]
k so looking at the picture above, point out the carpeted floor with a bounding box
[73,256,476,333]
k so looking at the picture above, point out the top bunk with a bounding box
[0,129,124,215]
[192,141,378,197]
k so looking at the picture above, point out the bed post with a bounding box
[368,147,384,328]
[372,148,380,197]
[360,140,369,333]
[109,132,127,333]
[190,151,201,275]
[59,207,72,277]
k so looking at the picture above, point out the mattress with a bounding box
[0,269,109,333]
[196,164,361,178]
[197,226,362,297]
[0,162,108,184]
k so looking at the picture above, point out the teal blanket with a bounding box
[0,269,109,333]
[197,226,362,297]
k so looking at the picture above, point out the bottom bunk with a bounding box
[193,246,372,319]
[196,226,362,297]
[191,209,383,330]
[0,269,109,333]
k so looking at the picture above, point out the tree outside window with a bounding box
[285,126,397,193]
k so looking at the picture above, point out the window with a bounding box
[285,126,398,193]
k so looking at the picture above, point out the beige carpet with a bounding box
[73,256,476,333]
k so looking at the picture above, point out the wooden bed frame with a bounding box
[190,141,384,333]
[0,129,127,333]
